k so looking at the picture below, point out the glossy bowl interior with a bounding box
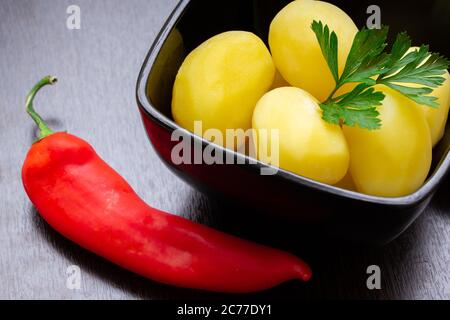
[137,0,450,244]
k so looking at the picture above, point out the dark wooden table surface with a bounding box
[1,0,449,300]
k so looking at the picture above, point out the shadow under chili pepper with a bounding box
[30,205,230,299]
[30,205,295,299]
[28,201,313,299]
[30,191,418,299]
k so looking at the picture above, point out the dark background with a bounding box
[1,0,449,299]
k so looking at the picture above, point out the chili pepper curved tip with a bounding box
[295,262,313,282]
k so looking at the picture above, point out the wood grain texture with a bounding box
[0,0,449,300]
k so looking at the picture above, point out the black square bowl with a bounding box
[136,0,450,244]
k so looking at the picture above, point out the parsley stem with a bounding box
[324,82,342,104]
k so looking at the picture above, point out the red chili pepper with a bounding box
[22,76,312,293]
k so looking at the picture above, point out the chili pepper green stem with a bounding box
[25,76,58,140]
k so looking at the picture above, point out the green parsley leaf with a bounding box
[310,20,450,129]
[339,26,389,86]
[383,83,438,108]
[377,44,449,107]
[311,20,339,84]
[379,44,448,86]
[320,83,384,130]
[378,32,412,77]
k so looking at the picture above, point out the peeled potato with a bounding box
[343,86,432,197]
[269,0,358,101]
[252,87,349,184]
[172,31,275,148]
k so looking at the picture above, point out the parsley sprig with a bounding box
[311,20,449,130]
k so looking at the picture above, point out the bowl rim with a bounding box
[136,0,450,207]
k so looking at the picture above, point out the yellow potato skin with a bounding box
[252,87,349,184]
[172,31,275,147]
[343,86,432,197]
[269,0,358,101]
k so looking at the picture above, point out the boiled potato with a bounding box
[269,0,358,101]
[405,47,450,146]
[172,31,275,148]
[252,87,349,184]
[343,86,432,197]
